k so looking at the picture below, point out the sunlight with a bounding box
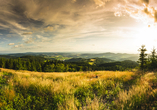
[134,25,157,51]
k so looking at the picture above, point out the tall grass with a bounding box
[0,68,157,109]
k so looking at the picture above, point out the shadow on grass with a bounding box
[122,70,145,91]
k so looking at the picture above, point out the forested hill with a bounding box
[65,58,115,65]
[0,52,139,61]
[20,55,46,62]
[98,60,139,71]
[0,56,138,72]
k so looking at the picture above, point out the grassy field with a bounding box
[0,68,157,109]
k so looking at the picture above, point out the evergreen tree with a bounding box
[36,63,42,72]
[16,58,23,70]
[43,64,55,72]
[26,60,31,71]
[8,59,14,69]
[22,61,27,70]
[138,45,147,70]
[55,64,65,72]
[5,59,9,68]
[65,65,69,72]
[31,61,37,71]
[150,47,157,70]
[0,58,6,68]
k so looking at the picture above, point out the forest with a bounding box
[0,55,138,72]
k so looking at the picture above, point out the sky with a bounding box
[0,0,157,54]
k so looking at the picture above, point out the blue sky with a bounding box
[0,0,157,53]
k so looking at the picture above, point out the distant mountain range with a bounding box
[0,52,139,61]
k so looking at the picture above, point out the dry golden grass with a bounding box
[2,68,153,109]
[0,68,133,78]
[0,68,136,100]
[57,96,103,110]
[57,96,78,110]
[118,84,150,104]
[116,71,157,109]
[85,97,102,110]
[3,87,15,101]
[0,68,83,77]
[0,68,135,88]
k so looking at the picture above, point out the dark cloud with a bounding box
[143,7,153,18]
[154,11,157,22]
[0,0,128,37]
[2,0,112,27]
[0,0,155,34]
[140,0,149,5]
[22,32,32,35]
[10,0,27,18]
[143,8,150,15]
[0,0,98,35]
[44,26,53,32]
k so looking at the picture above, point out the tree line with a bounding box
[0,56,138,72]
[0,58,91,72]
[138,45,157,71]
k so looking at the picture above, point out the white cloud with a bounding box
[114,12,122,17]
[12,44,23,48]
[94,0,110,8]
[25,38,34,44]
[19,44,24,47]
[7,21,27,30]
[36,35,50,42]
[114,0,157,25]
[14,45,18,48]
[8,43,15,46]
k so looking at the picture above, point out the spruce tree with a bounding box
[150,47,157,70]
[9,59,14,69]
[36,63,42,72]
[26,60,31,71]
[138,45,147,70]
[17,58,22,70]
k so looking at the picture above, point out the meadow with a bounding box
[0,68,157,110]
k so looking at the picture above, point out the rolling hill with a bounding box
[0,52,139,61]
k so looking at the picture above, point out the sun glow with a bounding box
[134,25,157,51]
